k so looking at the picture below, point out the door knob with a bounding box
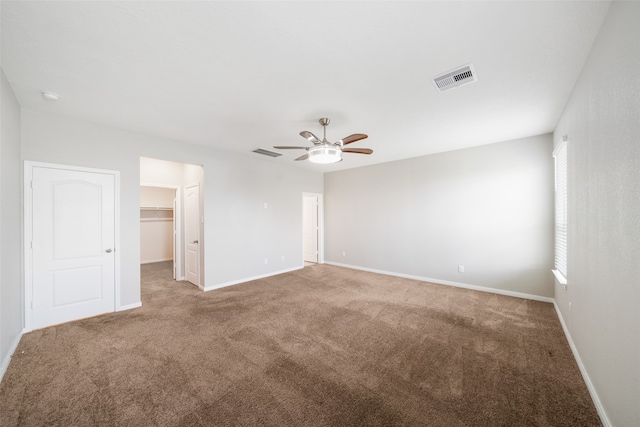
[105,249,113,253]
[192,240,198,244]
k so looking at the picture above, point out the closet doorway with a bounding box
[140,185,180,279]
[140,157,204,287]
[303,193,323,265]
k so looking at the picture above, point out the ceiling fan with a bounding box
[273,118,373,164]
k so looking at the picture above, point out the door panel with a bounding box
[303,196,318,263]
[31,166,115,329]
[185,184,200,286]
[53,266,103,306]
[53,181,102,258]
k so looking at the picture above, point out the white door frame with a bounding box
[303,192,324,264]
[140,183,183,280]
[24,161,121,332]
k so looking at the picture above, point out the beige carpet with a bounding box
[0,262,600,426]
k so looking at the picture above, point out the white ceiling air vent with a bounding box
[432,64,477,92]
[252,148,282,158]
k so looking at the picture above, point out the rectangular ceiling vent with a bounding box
[252,148,282,158]
[432,64,477,92]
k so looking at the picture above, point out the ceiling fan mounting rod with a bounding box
[319,117,330,143]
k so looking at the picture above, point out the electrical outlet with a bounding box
[342,251,346,257]
[281,255,285,261]
[458,265,464,273]
[264,258,268,265]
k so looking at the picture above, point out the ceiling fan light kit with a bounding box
[274,117,373,164]
[308,146,342,164]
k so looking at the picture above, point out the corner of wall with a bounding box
[553,302,611,427]
[0,329,24,383]
[0,68,25,384]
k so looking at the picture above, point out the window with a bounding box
[552,138,568,284]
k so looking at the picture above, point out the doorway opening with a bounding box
[140,185,180,278]
[140,157,204,289]
[303,193,323,266]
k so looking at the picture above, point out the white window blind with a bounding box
[553,140,568,283]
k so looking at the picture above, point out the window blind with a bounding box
[553,141,568,281]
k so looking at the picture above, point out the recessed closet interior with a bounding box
[140,157,204,287]
[140,186,176,265]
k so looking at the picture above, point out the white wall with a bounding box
[553,2,640,425]
[140,157,185,186]
[0,69,23,379]
[21,109,323,306]
[325,134,554,298]
[140,186,175,208]
[140,186,174,264]
[140,220,174,264]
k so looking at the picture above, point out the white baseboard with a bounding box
[325,261,555,303]
[0,329,25,383]
[553,302,611,427]
[203,265,304,292]
[117,301,142,311]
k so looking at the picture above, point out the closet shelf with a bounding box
[140,206,174,221]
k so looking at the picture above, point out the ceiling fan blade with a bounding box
[340,133,368,145]
[342,148,373,155]
[300,131,321,144]
[294,154,309,161]
[273,146,309,150]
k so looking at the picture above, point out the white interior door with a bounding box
[31,165,116,329]
[303,195,318,263]
[185,184,200,286]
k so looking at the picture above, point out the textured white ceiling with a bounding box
[1,1,611,171]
